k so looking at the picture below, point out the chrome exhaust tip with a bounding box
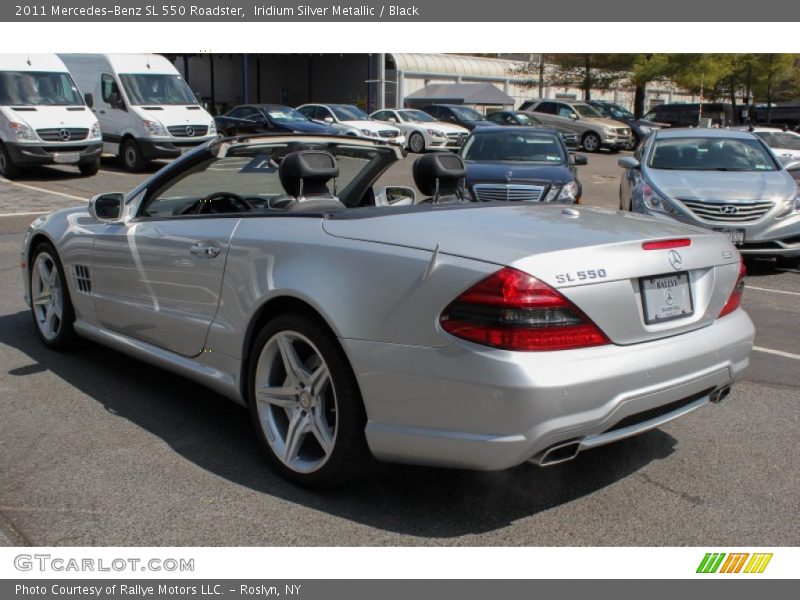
[710,386,732,404]
[530,440,581,467]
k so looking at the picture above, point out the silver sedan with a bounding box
[619,128,800,268]
[22,134,754,487]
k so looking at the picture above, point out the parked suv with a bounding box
[587,100,661,150]
[642,103,734,128]
[420,104,493,131]
[522,99,631,152]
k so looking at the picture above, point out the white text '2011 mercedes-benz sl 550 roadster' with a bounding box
[22,134,754,487]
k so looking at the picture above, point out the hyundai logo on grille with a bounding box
[668,250,684,271]
[185,126,195,137]
[58,129,71,141]
[720,205,739,215]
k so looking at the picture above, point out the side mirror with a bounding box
[569,113,578,120]
[784,160,800,171]
[388,117,397,123]
[108,92,124,110]
[618,157,640,169]
[84,93,94,108]
[323,117,334,124]
[89,192,125,222]
[375,185,417,206]
[571,154,588,166]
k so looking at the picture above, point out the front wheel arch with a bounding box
[240,295,347,405]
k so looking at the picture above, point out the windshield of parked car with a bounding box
[398,109,436,123]
[330,105,370,121]
[601,103,634,119]
[266,107,309,123]
[572,103,605,118]
[648,137,779,171]
[119,73,197,105]
[513,113,540,125]
[772,132,800,150]
[0,71,84,106]
[450,106,484,121]
[462,131,566,163]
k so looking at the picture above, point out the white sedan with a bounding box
[296,103,404,146]
[749,127,800,165]
[371,108,469,153]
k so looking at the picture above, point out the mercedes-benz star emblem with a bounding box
[505,170,513,182]
[720,205,738,215]
[58,129,71,141]
[185,126,195,137]
[668,250,683,271]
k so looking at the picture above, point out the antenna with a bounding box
[26,55,31,66]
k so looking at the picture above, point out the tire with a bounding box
[408,132,425,154]
[29,242,79,350]
[0,142,21,179]
[120,138,148,172]
[79,158,100,176]
[247,312,374,488]
[582,131,601,153]
[626,132,640,151]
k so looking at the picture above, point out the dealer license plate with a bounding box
[713,228,745,245]
[640,272,694,324]
[52,152,80,164]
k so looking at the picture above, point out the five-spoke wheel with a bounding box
[29,243,77,348]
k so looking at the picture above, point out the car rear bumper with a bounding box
[5,142,102,166]
[343,308,754,470]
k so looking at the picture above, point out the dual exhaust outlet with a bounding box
[530,385,732,467]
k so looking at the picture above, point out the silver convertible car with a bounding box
[619,128,800,268]
[22,134,754,487]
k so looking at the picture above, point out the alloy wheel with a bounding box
[254,330,337,474]
[31,252,64,342]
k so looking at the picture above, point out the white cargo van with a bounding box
[60,54,216,172]
[0,54,102,178]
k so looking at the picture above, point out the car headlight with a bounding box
[208,121,217,136]
[90,122,102,139]
[640,182,676,214]
[603,125,613,133]
[9,122,36,141]
[776,189,800,219]
[557,181,579,202]
[427,129,445,138]
[143,120,168,137]
[360,129,376,137]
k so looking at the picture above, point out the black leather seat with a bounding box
[272,150,346,212]
[412,153,468,204]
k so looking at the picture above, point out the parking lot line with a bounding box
[753,346,800,361]
[0,211,50,218]
[0,177,88,202]
[746,285,800,297]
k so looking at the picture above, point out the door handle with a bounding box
[190,243,221,259]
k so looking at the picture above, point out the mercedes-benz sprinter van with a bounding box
[0,54,102,178]
[60,54,216,172]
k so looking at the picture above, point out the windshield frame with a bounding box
[119,73,197,106]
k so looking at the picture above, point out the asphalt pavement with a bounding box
[0,151,798,546]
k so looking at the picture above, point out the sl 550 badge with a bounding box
[555,269,608,284]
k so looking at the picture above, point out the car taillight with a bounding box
[718,257,746,318]
[439,267,610,351]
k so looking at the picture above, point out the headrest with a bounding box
[279,150,339,198]
[413,153,466,197]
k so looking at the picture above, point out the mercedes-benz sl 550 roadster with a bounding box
[21,134,754,487]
